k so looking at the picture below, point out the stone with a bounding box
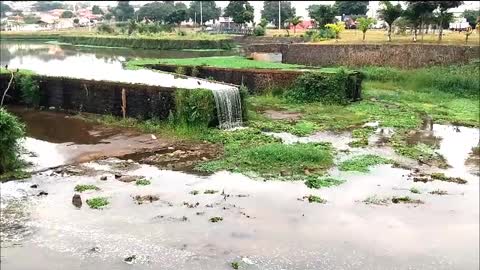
[114,173,122,179]
[48,106,55,110]
[100,176,108,181]
[124,255,136,264]
[89,246,101,253]
[37,191,48,196]
[72,194,82,208]
[30,184,38,188]
[117,175,137,183]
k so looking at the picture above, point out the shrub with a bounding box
[177,30,187,36]
[285,70,351,104]
[0,108,25,174]
[174,89,217,127]
[253,25,266,36]
[74,184,100,192]
[135,178,151,185]
[97,23,115,34]
[86,197,109,209]
[191,66,200,77]
[18,74,40,107]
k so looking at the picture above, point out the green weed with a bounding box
[307,195,327,203]
[86,197,109,209]
[136,179,151,185]
[339,155,392,172]
[74,184,100,192]
[304,176,345,189]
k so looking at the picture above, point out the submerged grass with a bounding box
[86,197,109,209]
[74,184,100,192]
[305,177,345,189]
[339,155,392,172]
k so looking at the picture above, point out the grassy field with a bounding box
[266,29,480,45]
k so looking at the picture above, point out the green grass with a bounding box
[339,154,392,172]
[209,216,223,222]
[74,184,100,192]
[135,179,151,186]
[304,177,345,188]
[197,142,334,180]
[410,187,421,194]
[231,261,240,269]
[0,170,31,182]
[0,68,37,76]
[86,197,109,209]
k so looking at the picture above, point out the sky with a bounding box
[9,1,480,22]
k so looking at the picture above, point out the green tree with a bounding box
[33,1,64,11]
[286,16,303,34]
[1,2,11,17]
[404,1,437,42]
[378,1,403,42]
[92,5,104,15]
[356,17,376,41]
[333,1,369,16]
[166,2,188,25]
[325,22,345,41]
[463,9,480,28]
[307,5,336,28]
[435,1,463,41]
[259,18,268,28]
[188,1,221,25]
[224,1,254,24]
[60,11,74,18]
[104,13,113,20]
[114,1,134,21]
[136,1,174,23]
[261,1,295,29]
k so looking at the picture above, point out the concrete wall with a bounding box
[246,43,480,68]
[0,74,176,120]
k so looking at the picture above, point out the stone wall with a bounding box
[246,43,480,68]
[0,74,176,119]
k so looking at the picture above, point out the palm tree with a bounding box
[286,16,303,35]
[378,1,403,42]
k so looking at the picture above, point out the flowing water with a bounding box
[211,87,243,129]
[1,41,243,128]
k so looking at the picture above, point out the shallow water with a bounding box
[1,112,479,269]
[0,41,235,90]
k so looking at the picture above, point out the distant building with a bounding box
[449,17,471,31]
[289,20,314,31]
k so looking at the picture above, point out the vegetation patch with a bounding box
[363,195,390,206]
[339,155,392,172]
[135,178,151,186]
[174,89,217,127]
[74,184,100,192]
[231,261,240,269]
[348,127,375,148]
[409,187,421,194]
[204,189,218,194]
[0,108,26,175]
[197,141,334,180]
[86,197,109,209]
[391,196,424,205]
[306,195,327,204]
[429,189,448,195]
[0,170,31,183]
[209,216,223,223]
[304,176,345,189]
[430,173,467,184]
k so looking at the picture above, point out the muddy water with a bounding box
[0,41,235,90]
[1,113,479,269]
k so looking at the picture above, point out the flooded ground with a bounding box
[1,109,478,269]
[0,41,235,90]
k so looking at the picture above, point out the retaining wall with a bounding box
[246,43,480,68]
[0,74,176,119]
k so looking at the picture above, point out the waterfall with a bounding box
[211,87,243,129]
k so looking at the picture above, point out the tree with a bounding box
[463,9,480,28]
[325,22,345,41]
[104,13,113,20]
[166,2,188,25]
[188,1,221,25]
[60,11,74,18]
[435,1,462,41]
[224,1,254,24]
[1,2,11,17]
[137,2,175,23]
[307,5,336,28]
[92,5,104,15]
[286,16,303,34]
[404,1,437,42]
[114,1,134,21]
[259,18,268,28]
[357,17,375,41]
[378,1,403,42]
[261,1,295,29]
[333,1,369,16]
[33,1,64,11]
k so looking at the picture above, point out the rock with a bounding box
[48,106,55,110]
[114,173,122,179]
[151,134,157,140]
[89,246,101,253]
[202,157,208,161]
[117,175,137,183]
[242,257,254,265]
[72,194,82,208]
[30,184,38,189]
[100,176,108,181]
[167,146,174,150]
[124,255,136,264]
[280,170,288,176]
[134,195,159,204]
[37,191,48,196]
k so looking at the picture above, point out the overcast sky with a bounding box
[11,1,480,22]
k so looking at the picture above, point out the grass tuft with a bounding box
[86,197,109,209]
[339,154,392,172]
[74,184,100,192]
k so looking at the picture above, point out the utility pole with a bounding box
[278,1,281,30]
[200,1,203,26]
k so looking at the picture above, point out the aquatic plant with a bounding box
[307,195,327,203]
[339,154,392,172]
[204,190,218,194]
[86,197,109,209]
[190,190,199,195]
[363,195,390,205]
[304,176,345,189]
[209,216,223,222]
[391,196,424,204]
[135,178,151,185]
[231,261,239,269]
[409,187,421,194]
[430,173,467,184]
[74,184,100,192]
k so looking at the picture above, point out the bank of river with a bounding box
[1,106,478,269]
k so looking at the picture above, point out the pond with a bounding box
[0,41,237,90]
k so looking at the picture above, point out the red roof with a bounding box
[289,20,314,30]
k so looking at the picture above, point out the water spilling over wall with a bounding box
[211,87,243,129]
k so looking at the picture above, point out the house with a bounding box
[449,17,471,31]
[289,20,314,31]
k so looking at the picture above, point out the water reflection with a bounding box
[0,41,236,90]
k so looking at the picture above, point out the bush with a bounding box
[285,70,353,104]
[0,108,25,174]
[174,89,217,127]
[18,74,40,107]
[308,28,336,42]
[97,23,115,34]
[253,25,266,36]
[177,30,187,36]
